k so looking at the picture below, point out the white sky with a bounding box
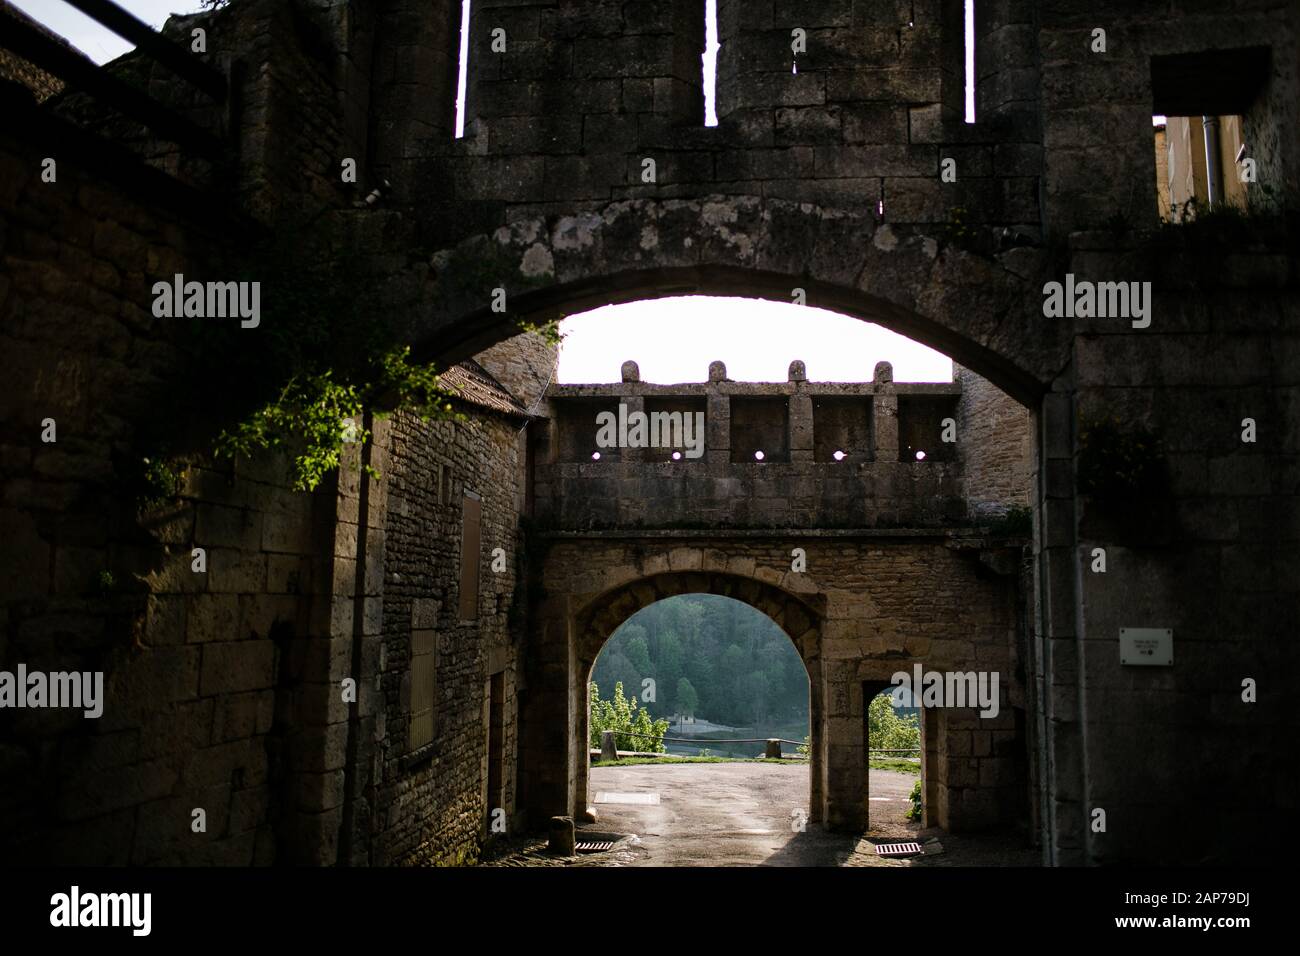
[10,0,206,63]
[557,297,953,384]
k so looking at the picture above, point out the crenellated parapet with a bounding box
[530,359,1031,530]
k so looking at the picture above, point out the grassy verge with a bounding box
[870,758,921,774]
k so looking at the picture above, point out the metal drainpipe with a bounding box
[1202,115,1222,209]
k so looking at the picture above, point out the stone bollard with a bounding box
[765,739,782,759]
[601,730,618,762]
[547,816,575,855]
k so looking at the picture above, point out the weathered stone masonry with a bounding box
[2,0,1297,866]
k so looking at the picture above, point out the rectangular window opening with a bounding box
[1154,113,1248,223]
[454,0,471,139]
[409,627,438,751]
[459,490,482,620]
[703,0,718,126]
[1150,47,1272,221]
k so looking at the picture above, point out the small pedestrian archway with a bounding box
[571,570,827,825]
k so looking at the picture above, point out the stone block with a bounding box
[200,641,276,696]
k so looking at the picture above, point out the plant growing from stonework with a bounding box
[940,206,980,253]
[514,318,564,348]
[134,455,187,508]
[212,345,464,492]
[905,779,923,821]
[179,222,466,493]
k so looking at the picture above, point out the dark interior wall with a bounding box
[813,396,873,464]
[730,396,789,462]
[898,395,960,462]
[0,120,341,864]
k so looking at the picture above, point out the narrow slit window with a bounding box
[703,0,719,126]
[409,627,438,751]
[964,0,975,124]
[459,490,482,620]
[454,0,471,139]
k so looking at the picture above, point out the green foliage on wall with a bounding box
[170,222,470,493]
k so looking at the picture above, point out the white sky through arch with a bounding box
[557,297,954,385]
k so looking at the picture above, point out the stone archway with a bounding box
[374,195,1068,407]
[571,570,826,827]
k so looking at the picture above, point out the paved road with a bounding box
[585,762,917,866]
[481,761,1039,867]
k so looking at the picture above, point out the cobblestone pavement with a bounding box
[480,762,1041,867]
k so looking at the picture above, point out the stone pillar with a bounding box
[1035,388,1087,865]
[574,653,594,817]
[873,362,898,462]
[808,664,825,825]
[620,394,646,464]
[822,661,865,831]
[547,816,575,855]
[706,361,729,467]
[601,730,618,762]
[520,598,577,827]
[788,360,813,464]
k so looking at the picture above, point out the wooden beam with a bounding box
[58,0,226,101]
[0,12,224,158]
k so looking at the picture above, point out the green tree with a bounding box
[867,692,921,751]
[655,631,684,711]
[623,634,651,674]
[675,677,699,718]
[741,670,771,723]
[589,681,669,754]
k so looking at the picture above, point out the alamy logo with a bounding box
[891,665,1000,718]
[50,886,151,936]
[151,273,260,328]
[1042,273,1151,329]
[0,665,103,718]
[595,404,705,459]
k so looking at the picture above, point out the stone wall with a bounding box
[1038,2,1299,237]
[365,406,528,866]
[528,532,1029,835]
[955,364,1032,516]
[5,0,1298,868]
[0,112,314,864]
[535,365,979,529]
[1066,242,1300,864]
